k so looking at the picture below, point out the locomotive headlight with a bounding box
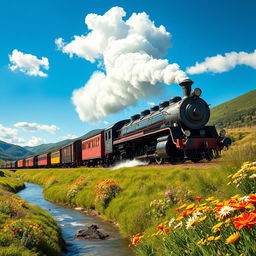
[184,130,191,137]
[219,128,226,137]
[192,88,202,97]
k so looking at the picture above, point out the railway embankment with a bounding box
[14,141,256,255]
[0,170,63,256]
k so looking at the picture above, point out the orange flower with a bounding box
[178,209,193,217]
[225,232,240,244]
[157,224,165,230]
[131,233,143,246]
[132,235,142,245]
[233,201,253,210]
[233,212,256,230]
[195,196,202,201]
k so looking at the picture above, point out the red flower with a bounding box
[249,194,256,203]
[195,196,202,201]
[233,212,256,230]
[157,224,165,230]
[163,227,170,233]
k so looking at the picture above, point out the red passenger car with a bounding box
[81,131,105,165]
[38,153,50,167]
[25,157,34,168]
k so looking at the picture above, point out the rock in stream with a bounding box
[75,224,109,240]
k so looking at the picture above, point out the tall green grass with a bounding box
[0,170,63,256]
[16,165,237,237]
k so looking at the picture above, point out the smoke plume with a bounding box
[56,7,188,122]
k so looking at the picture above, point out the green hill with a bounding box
[209,90,256,128]
[0,141,33,161]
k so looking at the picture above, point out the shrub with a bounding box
[95,179,122,208]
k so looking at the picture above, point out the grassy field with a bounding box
[0,170,63,256]
[209,89,256,128]
[13,126,256,255]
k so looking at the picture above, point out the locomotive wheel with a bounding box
[155,152,164,164]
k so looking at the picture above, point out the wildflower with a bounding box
[206,197,215,201]
[163,227,170,233]
[212,222,223,233]
[218,206,234,218]
[249,174,256,179]
[174,222,183,229]
[233,212,256,230]
[157,223,165,230]
[168,217,175,227]
[238,196,250,202]
[186,203,195,209]
[197,238,207,245]
[207,236,215,241]
[132,233,143,246]
[195,196,202,201]
[164,190,172,197]
[225,232,240,244]
[199,216,207,222]
[186,216,199,229]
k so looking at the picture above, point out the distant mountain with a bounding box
[209,90,256,128]
[0,140,33,161]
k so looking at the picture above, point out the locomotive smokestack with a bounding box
[179,79,194,97]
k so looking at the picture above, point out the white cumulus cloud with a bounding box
[9,49,49,77]
[56,6,188,122]
[0,124,45,146]
[186,50,256,74]
[0,124,18,140]
[14,122,59,134]
[26,136,45,146]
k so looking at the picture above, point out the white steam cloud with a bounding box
[186,50,256,74]
[56,6,188,122]
[9,49,49,77]
[111,159,148,170]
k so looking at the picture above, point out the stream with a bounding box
[17,182,133,256]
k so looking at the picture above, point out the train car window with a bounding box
[105,132,108,141]
[108,131,111,139]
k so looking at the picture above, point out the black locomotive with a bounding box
[106,79,231,164]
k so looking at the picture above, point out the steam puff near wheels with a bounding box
[56,7,188,122]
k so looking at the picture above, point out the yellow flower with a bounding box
[199,216,207,222]
[186,203,195,209]
[212,222,223,233]
[231,194,240,200]
[197,238,207,245]
[214,236,221,241]
[206,197,215,202]
[225,232,240,244]
[207,236,215,241]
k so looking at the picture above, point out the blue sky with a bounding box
[0,0,255,146]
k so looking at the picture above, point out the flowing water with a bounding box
[18,183,133,256]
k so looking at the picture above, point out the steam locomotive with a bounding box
[4,79,232,169]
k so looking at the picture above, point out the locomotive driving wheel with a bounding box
[155,152,164,164]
